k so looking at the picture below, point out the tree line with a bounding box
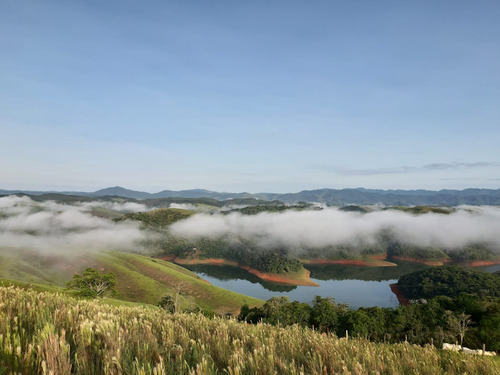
[238,294,500,352]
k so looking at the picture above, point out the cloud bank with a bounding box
[170,206,500,251]
[2,195,499,258]
[0,196,146,254]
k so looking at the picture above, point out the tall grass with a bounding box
[0,286,498,374]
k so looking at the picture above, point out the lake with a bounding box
[187,261,500,309]
[186,261,431,309]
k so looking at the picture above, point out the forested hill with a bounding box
[398,265,500,300]
[2,186,500,205]
[267,188,500,205]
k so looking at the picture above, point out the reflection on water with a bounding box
[187,261,499,309]
[184,264,297,292]
[479,263,500,273]
[187,264,402,309]
[306,261,428,281]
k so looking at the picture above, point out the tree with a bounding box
[66,268,117,298]
[311,296,338,333]
[170,281,187,313]
[158,295,176,313]
[262,296,291,325]
[477,306,500,352]
[446,311,472,348]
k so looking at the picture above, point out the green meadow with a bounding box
[0,247,261,315]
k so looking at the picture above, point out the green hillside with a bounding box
[116,207,195,228]
[0,247,261,314]
[387,205,454,214]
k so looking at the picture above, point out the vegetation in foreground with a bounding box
[239,293,500,352]
[238,266,500,352]
[1,286,499,375]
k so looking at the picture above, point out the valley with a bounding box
[1,190,500,373]
[1,192,500,311]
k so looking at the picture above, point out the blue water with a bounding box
[190,265,400,309]
[188,261,499,309]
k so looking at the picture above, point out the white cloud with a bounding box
[170,206,500,251]
[0,196,146,254]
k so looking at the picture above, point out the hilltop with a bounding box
[3,186,500,205]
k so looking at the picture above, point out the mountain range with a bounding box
[2,186,500,205]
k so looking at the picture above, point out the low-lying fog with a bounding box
[0,196,147,253]
[1,195,499,256]
[170,206,500,252]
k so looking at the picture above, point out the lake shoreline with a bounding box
[389,256,450,266]
[389,283,409,306]
[459,257,500,267]
[300,258,396,267]
[158,256,319,286]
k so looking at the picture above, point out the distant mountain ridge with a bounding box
[1,186,500,205]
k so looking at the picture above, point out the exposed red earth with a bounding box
[300,258,397,267]
[369,254,389,260]
[239,265,319,286]
[159,256,319,286]
[460,257,500,267]
[389,256,450,266]
[389,283,409,306]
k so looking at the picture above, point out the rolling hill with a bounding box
[0,247,261,315]
[3,186,500,205]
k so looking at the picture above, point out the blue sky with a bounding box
[1,1,499,193]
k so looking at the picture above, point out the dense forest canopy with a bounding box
[398,265,500,299]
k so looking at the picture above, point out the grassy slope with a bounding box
[97,252,262,314]
[0,278,145,308]
[0,249,70,286]
[0,247,262,314]
[1,286,498,375]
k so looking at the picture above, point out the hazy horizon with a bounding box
[2,184,500,196]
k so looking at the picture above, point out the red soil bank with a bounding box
[390,283,409,306]
[368,254,388,260]
[390,256,450,266]
[160,254,176,261]
[461,257,500,267]
[390,255,500,267]
[239,265,319,286]
[300,258,396,267]
[159,257,319,286]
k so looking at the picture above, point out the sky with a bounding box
[1,0,499,193]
